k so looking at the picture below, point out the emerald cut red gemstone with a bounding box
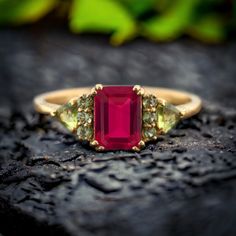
[94,86,142,150]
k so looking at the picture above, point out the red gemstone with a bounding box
[94,86,142,150]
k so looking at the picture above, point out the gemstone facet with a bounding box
[142,95,158,141]
[94,86,142,150]
[157,103,181,133]
[55,103,78,132]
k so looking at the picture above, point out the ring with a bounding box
[34,85,202,151]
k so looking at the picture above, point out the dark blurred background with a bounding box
[0,0,235,111]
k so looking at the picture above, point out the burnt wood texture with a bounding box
[0,25,236,236]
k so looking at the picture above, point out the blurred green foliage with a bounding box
[0,0,235,45]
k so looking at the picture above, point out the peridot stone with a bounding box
[77,94,93,109]
[143,127,157,140]
[55,103,78,132]
[77,126,93,140]
[143,95,158,109]
[157,103,181,133]
[143,112,157,123]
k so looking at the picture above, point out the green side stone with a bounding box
[157,103,181,133]
[77,126,93,140]
[143,112,157,123]
[77,94,93,109]
[143,127,157,140]
[78,112,93,124]
[55,103,78,132]
[143,95,158,109]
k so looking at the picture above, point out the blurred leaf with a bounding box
[0,0,58,25]
[155,0,173,12]
[188,15,226,43]
[69,0,136,45]
[118,0,156,17]
[141,0,198,41]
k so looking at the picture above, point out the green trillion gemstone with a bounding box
[157,103,181,133]
[55,103,78,132]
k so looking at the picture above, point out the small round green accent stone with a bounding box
[77,95,93,109]
[84,127,93,139]
[149,96,158,107]
[143,112,157,123]
[142,97,149,108]
[77,112,85,122]
[77,95,86,107]
[78,112,93,124]
[85,95,93,108]
[77,126,85,139]
[77,126,93,140]
[143,127,157,140]
[143,95,158,109]
[85,113,93,123]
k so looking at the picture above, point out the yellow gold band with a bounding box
[33,87,202,119]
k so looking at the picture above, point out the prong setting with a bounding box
[133,85,145,96]
[132,139,146,152]
[90,140,105,152]
[90,140,99,147]
[132,146,140,152]
[96,146,105,151]
[68,97,78,106]
[91,84,103,95]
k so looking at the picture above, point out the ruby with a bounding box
[94,86,142,150]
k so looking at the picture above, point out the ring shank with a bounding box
[33,87,202,119]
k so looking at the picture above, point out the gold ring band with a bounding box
[33,85,202,151]
[34,86,202,119]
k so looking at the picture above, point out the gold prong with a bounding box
[90,140,99,147]
[158,98,166,106]
[133,85,144,96]
[138,140,145,148]
[143,108,156,113]
[132,146,140,152]
[95,84,103,91]
[90,84,103,95]
[50,111,56,117]
[96,146,105,151]
[143,123,156,128]
[68,97,78,105]
[90,88,97,95]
